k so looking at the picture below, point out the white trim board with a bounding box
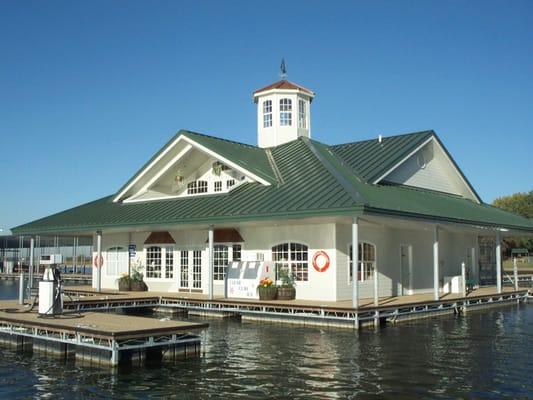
[113,134,271,203]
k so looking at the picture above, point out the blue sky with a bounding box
[1,1,532,233]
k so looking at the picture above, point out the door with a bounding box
[178,249,203,292]
[400,245,412,295]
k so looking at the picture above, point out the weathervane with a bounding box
[280,58,287,79]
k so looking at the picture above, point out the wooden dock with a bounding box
[0,301,207,366]
[60,285,531,329]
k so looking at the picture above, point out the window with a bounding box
[349,242,376,282]
[180,251,189,287]
[226,179,235,189]
[214,244,229,281]
[146,246,162,278]
[165,246,174,278]
[272,242,308,282]
[187,180,208,195]
[193,250,202,288]
[232,244,242,261]
[280,98,292,126]
[263,100,272,128]
[298,100,306,128]
[106,247,127,276]
[214,181,222,192]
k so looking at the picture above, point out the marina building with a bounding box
[12,77,533,307]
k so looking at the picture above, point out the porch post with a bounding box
[208,225,214,300]
[96,230,102,293]
[496,231,502,294]
[72,236,77,274]
[351,217,359,309]
[433,226,439,301]
[373,257,379,307]
[513,257,519,291]
[29,237,34,289]
[461,262,466,297]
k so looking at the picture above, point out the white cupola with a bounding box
[253,64,315,148]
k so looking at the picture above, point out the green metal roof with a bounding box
[12,130,533,234]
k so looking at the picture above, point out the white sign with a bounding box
[225,261,275,299]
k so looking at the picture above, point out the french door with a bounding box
[178,249,203,291]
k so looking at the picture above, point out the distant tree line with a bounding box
[492,190,533,254]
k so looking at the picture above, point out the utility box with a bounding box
[40,254,63,265]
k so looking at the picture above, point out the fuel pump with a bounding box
[38,264,63,315]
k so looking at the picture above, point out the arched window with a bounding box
[263,100,272,128]
[298,99,306,128]
[349,242,376,282]
[106,247,128,276]
[146,246,162,278]
[272,242,308,281]
[279,98,292,126]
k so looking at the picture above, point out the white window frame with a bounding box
[280,98,292,126]
[105,246,128,276]
[144,245,175,280]
[298,99,306,128]
[213,243,242,282]
[263,100,272,128]
[348,242,377,283]
[272,242,309,282]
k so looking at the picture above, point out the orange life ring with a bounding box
[93,255,104,268]
[312,251,330,272]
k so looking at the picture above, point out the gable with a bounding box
[113,131,274,203]
[377,138,480,202]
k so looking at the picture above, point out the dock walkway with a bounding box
[0,301,207,366]
[61,285,531,328]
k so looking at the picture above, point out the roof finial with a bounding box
[279,58,287,80]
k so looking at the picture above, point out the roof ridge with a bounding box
[330,130,434,148]
[302,137,366,204]
[182,129,259,149]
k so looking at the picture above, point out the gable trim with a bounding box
[181,136,272,186]
[372,136,433,185]
[113,134,272,203]
[372,136,481,204]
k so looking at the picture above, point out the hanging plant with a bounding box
[212,161,223,176]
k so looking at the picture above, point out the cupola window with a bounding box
[298,99,306,129]
[280,98,292,126]
[263,100,272,128]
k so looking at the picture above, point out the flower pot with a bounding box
[131,281,148,291]
[277,287,296,300]
[118,280,131,291]
[258,286,277,300]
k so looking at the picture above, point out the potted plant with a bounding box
[257,277,277,300]
[277,268,296,300]
[130,267,148,291]
[117,273,132,291]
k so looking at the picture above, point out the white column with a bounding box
[29,237,34,288]
[471,243,477,286]
[352,217,359,309]
[433,226,440,301]
[461,262,466,297]
[513,257,519,291]
[373,258,379,307]
[72,236,77,274]
[208,225,214,300]
[496,231,502,294]
[96,230,102,293]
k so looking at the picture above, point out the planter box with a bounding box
[131,281,148,292]
[258,286,277,300]
[277,287,296,300]
[118,281,131,291]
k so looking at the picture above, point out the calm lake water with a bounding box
[0,281,532,399]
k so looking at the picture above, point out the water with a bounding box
[0,282,532,399]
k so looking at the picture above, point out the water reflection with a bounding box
[0,282,532,398]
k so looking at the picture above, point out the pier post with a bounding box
[461,262,466,297]
[351,217,359,309]
[208,225,214,301]
[433,226,440,301]
[18,272,24,305]
[29,237,34,289]
[513,257,518,291]
[496,231,502,294]
[96,230,102,293]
